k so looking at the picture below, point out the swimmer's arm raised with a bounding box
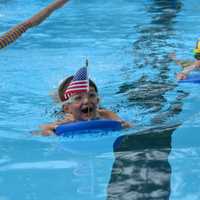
[0,0,69,49]
[27,0,69,27]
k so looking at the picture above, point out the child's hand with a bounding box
[41,129,55,136]
[176,72,187,80]
[40,124,57,136]
[120,121,133,128]
[31,128,54,136]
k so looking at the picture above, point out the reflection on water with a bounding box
[108,1,185,199]
[118,0,184,126]
[107,124,178,200]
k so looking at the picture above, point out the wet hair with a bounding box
[58,76,98,102]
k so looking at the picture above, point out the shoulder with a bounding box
[98,109,133,128]
[61,114,75,123]
[98,109,120,120]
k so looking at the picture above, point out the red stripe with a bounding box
[67,85,88,89]
[23,21,32,28]
[64,89,88,96]
[70,89,88,93]
[64,89,88,99]
[65,89,88,94]
[69,81,88,86]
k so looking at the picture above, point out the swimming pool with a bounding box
[0,0,200,199]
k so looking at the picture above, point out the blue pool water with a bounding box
[0,0,200,199]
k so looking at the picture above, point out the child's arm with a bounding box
[40,114,74,136]
[176,63,198,80]
[0,0,69,49]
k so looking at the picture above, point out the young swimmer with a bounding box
[0,0,69,49]
[41,67,132,136]
[170,39,200,80]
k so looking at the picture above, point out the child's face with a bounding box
[65,87,99,121]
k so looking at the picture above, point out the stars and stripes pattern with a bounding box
[64,67,89,100]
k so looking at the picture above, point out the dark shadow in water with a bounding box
[107,124,178,200]
[132,0,182,72]
[117,0,185,123]
[108,2,184,198]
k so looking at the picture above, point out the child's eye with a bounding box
[74,96,82,101]
[89,93,97,98]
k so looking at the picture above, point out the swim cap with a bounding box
[193,38,200,54]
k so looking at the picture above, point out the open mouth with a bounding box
[81,107,94,114]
